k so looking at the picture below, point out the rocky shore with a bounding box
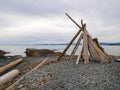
[0,49,120,90]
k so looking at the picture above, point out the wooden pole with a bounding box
[88,42,93,59]
[0,69,19,85]
[68,33,83,61]
[65,13,82,29]
[76,40,84,64]
[0,58,23,75]
[83,24,89,64]
[57,29,82,61]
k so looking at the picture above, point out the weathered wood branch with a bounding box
[65,13,82,29]
[81,19,84,27]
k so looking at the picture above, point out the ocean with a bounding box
[0,44,120,56]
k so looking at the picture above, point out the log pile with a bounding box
[0,58,23,87]
[57,13,112,64]
[0,57,48,89]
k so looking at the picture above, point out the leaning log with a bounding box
[57,29,82,61]
[93,38,108,56]
[88,38,101,61]
[76,40,84,65]
[0,58,23,74]
[0,69,19,85]
[68,33,83,61]
[65,13,82,29]
[57,14,83,61]
[88,35,112,62]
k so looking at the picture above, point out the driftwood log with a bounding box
[76,40,84,64]
[88,35,111,62]
[6,58,48,90]
[68,33,83,61]
[0,58,23,75]
[83,24,89,64]
[0,69,19,85]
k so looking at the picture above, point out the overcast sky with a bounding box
[0,0,120,44]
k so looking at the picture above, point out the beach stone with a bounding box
[25,48,62,57]
[8,56,120,90]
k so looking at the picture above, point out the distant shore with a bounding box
[0,42,120,46]
[0,44,120,57]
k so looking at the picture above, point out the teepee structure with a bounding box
[57,13,112,64]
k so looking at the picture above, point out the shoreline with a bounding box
[0,45,120,56]
[0,48,120,89]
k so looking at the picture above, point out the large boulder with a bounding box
[25,48,62,57]
[0,50,9,57]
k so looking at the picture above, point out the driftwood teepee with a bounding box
[57,13,112,64]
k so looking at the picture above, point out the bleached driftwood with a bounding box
[57,13,111,64]
[76,40,84,64]
[88,35,111,62]
[68,33,83,61]
[0,58,23,75]
[83,24,89,64]
[57,13,83,61]
[0,69,19,85]
[6,58,48,90]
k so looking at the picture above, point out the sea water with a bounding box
[0,44,120,56]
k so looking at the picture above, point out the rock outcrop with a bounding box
[25,48,62,57]
[0,50,9,57]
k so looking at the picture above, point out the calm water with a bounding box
[0,44,120,56]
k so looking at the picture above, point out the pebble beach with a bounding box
[0,55,120,90]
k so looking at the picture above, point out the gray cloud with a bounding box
[0,0,120,44]
[0,0,67,16]
[1,0,119,17]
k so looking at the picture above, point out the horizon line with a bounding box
[0,42,120,46]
